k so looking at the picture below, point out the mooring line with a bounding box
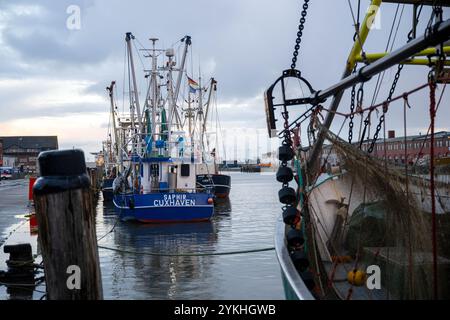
[98,245,275,257]
[0,219,29,250]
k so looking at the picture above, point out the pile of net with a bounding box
[318,125,450,299]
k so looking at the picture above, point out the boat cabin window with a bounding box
[181,164,190,177]
[151,164,159,177]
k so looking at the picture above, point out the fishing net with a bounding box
[316,124,450,299]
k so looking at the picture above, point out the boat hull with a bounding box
[275,218,315,300]
[196,174,231,198]
[101,178,114,202]
[113,192,214,223]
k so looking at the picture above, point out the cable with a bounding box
[96,214,121,242]
[98,245,275,257]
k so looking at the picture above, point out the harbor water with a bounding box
[0,172,284,300]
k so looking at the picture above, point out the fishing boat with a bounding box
[265,1,450,299]
[101,81,120,202]
[197,173,231,198]
[111,33,214,223]
[192,77,231,199]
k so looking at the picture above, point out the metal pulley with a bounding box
[276,166,294,183]
[278,186,297,205]
[264,69,316,138]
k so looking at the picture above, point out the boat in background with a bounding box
[193,78,231,198]
[101,81,120,202]
[101,177,114,201]
[197,172,231,198]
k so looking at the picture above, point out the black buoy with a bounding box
[276,166,294,183]
[278,145,294,162]
[300,271,316,291]
[278,186,296,204]
[286,228,304,247]
[290,250,309,273]
[282,206,299,225]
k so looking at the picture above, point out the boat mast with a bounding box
[125,33,143,135]
[202,78,216,142]
[166,48,176,152]
[197,72,203,158]
[149,38,159,144]
[107,81,119,161]
[174,36,191,101]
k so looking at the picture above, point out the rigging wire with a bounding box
[347,0,366,62]
[321,82,430,118]
[369,4,403,107]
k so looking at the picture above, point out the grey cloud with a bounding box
[0,102,107,122]
[0,0,448,155]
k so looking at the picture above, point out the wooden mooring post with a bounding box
[33,149,103,300]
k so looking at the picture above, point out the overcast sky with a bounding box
[0,1,449,161]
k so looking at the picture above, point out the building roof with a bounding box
[0,136,58,150]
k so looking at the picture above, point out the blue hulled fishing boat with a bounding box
[111,34,214,223]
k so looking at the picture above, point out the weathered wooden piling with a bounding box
[33,149,103,300]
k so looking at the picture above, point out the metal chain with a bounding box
[367,64,404,153]
[348,69,357,143]
[348,84,356,143]
[281,109,291,188]
[349,80,364,144]
[291,0,310,69]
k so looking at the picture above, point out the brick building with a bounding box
[361,130,450,164]
[0,136,58,172]
[320,130,450,166]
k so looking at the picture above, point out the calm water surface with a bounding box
[96,172,284,299]
[0,173,284,299]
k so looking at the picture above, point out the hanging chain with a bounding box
[348,84,356,143]
[349,79,364,144]
[291,0,310,69]
[348,65,357,143]
[367,64,404,153]
[281,108,292,187]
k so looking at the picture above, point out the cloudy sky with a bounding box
[0,0,448,161]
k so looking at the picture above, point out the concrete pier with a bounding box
[0,179,29,247]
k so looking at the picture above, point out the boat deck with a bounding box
[323,261,389,300]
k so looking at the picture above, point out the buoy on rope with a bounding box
[347,269,367,286]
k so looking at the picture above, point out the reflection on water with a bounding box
[97,173,284,300]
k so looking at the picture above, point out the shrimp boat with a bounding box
[194,78,231,199]
[100,82,121,202]
[111,33,214,223]
[265,1,450,299]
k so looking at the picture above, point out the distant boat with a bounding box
[101,81,120,203]
[194,78,232,199]
[101,177,114,202]
[197,173,231,198]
